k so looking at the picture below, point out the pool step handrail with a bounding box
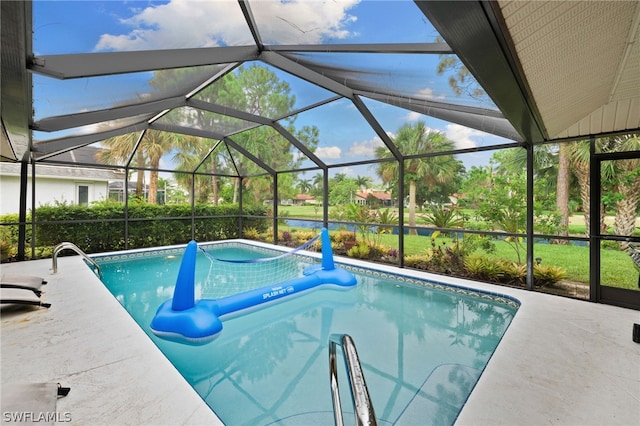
[52,242,101,278]
[329,333,377,426]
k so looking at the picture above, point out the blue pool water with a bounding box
[94,242,518,425]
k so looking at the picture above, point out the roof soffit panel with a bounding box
[554,97,640,140]
[610,5,640,103]
[498,0,639,138]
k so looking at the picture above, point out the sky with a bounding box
[32,0,514,182]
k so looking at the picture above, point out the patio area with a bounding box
[2,253,639,425]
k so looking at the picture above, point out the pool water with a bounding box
[95,243,518,426]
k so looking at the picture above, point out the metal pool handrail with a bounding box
[52,242,101,278]
[329,333,377,426]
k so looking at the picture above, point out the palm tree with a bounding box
[100,129,179,204]
[355,175,373,190]
[296,179,312,194]
[556,144,571,239]
[98,132,146,198]
[567,140,592,235]
[333,172,348,183]
[568,139,621,237]
[140,130,180,204]
[310,172,324,198]
[376,122,459,234]
[609,135,640,249]
[173,136,221,204]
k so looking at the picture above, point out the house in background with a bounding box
[355,189,394,207]
[293,194,317,206]
[0,146,125,215]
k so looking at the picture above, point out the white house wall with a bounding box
[0,163,122,215]
[0,174,109,215]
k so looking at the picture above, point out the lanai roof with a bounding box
[1,1,639,174]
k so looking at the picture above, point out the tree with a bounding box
[436,36,486,100]
[568,139,616,237]
[147,64,319,205]
[376,122,460,234]
[606,135,640,249]
[355,175,373,190]
[556,144,571,240]
[312,173,323,193]
[296,179,312,194]
[172,136,222,204]
[141,129,180,204]
[328,177,359,205]
[99,129,177,204]
[333,172,348,183]
[98,132,145,198]
[459,165,492,210]
[219,65,318,203]
[491,145,574,238]
[152,68,243,203]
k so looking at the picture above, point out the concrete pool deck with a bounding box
[1,253,639,425]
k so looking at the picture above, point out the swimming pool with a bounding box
[94,241,519,425]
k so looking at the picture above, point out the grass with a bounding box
[280,221,639,290]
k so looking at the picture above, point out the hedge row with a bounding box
[1,203,268,256]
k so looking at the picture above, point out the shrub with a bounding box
[534,264,568,287]
[294,231,316,243]
[0,226,17,261]
[242,227,260,240]
[332,230,356,244]
[421,205,465,230]
[500,260,527,285]
[347,242,370,259]
[464,254,505,282]
[404,253,431,270]
[4,202,267,257]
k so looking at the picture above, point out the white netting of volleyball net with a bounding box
[197,235,321,299]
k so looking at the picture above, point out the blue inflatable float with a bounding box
[150,228,357,344]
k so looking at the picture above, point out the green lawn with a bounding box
[277,208,639,290]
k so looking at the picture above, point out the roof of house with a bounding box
[294,194,315,201]
[356,191,391,201]
[0,146,124,181]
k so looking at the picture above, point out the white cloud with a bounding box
[416,87,446,101]
[96,1,246,50]
[315,146,342,159]
[346,135,385,157]
[252,0,360,44]
[95,0,360,51]
[444,124,485,150]
[404,111,422,122]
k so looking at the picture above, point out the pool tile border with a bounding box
[93,241,520,310]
